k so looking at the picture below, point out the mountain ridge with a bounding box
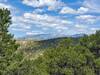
[17,33,86,41]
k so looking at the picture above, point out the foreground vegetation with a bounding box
[0,9,100,75]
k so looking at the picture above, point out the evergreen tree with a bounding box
[0,8,22,75]
[29,45,96,75]
[80,30,100,57]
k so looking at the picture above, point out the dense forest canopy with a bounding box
[0,8,100,75]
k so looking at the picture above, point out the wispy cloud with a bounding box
[83,0,100,13]
[76,15,100,24]
[22,0,65,10]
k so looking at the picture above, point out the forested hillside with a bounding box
[0,9,100,75]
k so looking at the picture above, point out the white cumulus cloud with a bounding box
[22,0,65,10]
[60,6,89,14]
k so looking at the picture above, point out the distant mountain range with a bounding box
[70,34,86,38]
[17,33,86,41]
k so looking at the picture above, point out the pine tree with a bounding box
[0,8,19,74]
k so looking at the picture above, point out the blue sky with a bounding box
[0,0,100,38]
